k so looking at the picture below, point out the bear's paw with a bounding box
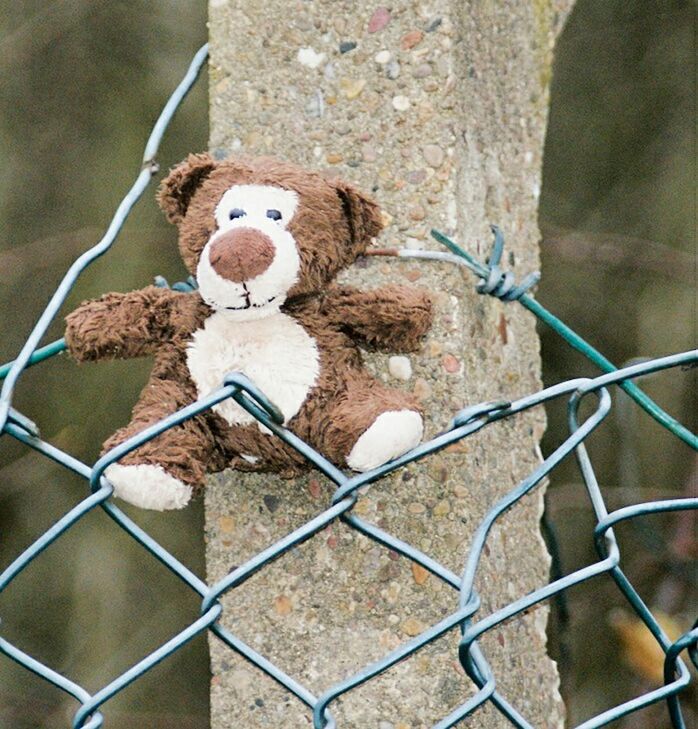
[105,464,192,511]
[346,410,423,472]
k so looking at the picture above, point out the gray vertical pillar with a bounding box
[206,1,574,726]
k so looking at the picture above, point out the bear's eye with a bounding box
[229,208,246,220]
[266,209,282,221]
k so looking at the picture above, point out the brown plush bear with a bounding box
[65,154,433,510]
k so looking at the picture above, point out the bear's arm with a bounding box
[65,285,185,362]
[324,284,433,352]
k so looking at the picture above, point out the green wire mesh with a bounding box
[0,44,696,729]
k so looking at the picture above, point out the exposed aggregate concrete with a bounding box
[207,1,574,726]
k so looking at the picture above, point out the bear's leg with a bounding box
[101,376,219,511]
[316,375,424,473]
[347,409,423,472]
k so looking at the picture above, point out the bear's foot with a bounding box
[346,410,423,472]
[105,463,193,511]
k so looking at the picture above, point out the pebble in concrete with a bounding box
[388,355,413,381]
[297,47,325,69]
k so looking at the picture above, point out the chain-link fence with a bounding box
[1,44,695,729]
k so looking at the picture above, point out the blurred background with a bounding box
[0,1,694,727]
[541,3,695,727]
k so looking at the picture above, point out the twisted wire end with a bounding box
[477,226,540,302]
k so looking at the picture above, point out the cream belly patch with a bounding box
[186,311,320,429]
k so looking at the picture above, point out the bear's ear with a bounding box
[158,152,218,224]
[334,180,384,253]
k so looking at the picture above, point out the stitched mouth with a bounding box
[225,295,277,311]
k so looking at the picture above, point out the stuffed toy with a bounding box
[65,155,433,510]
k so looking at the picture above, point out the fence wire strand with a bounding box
[1,44,696,729]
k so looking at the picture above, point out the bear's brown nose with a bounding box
[208,227,276,282]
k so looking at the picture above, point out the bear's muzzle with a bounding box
[208,227,276,283]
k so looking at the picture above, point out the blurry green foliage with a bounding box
[0,2,209,727]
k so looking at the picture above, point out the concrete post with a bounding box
[206,1,574,726]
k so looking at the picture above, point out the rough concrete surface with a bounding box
[206,1,574,726]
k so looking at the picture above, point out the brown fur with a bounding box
[65,155,433,497]
[160,155,384,295]
[322,284,432,352]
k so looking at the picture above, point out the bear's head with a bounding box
[158,153,383,319]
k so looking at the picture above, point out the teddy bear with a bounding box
[65,154,433,511]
